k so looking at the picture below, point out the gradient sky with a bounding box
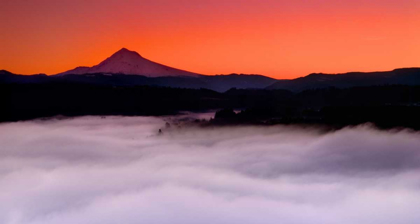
[1,0,419,79]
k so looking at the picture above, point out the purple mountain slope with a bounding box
[56,48,202,77]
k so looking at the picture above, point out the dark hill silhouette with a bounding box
[267,68,420,92]
[0,70,50,84]
[0,70,276,92]
[2,82,420,130]
[2,67,420,92]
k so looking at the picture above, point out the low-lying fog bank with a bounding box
[1,116,419,224]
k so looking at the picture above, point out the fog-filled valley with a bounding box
[1,115,420,224]
[3,0,420,223]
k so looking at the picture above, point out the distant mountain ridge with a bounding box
[54,73,276,92]
[56,48,201,77]
[2,47,420,92]
[2,67,420,92]
[267,68,420,92]
[0,70,276,92]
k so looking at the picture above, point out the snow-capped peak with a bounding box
[112,47,142,58]
[56,48,202,77]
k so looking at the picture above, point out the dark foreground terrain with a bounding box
[2,82,420,130]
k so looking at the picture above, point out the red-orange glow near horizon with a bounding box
[1,0,419,79]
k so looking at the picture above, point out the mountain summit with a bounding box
[56,48,201,77]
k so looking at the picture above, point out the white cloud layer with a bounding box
[0,116,420,224]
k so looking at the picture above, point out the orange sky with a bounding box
[1,0,419,79]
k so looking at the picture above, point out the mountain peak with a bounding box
[113,47,142,58]
[0,70,12,75]
[56,48,201,77]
